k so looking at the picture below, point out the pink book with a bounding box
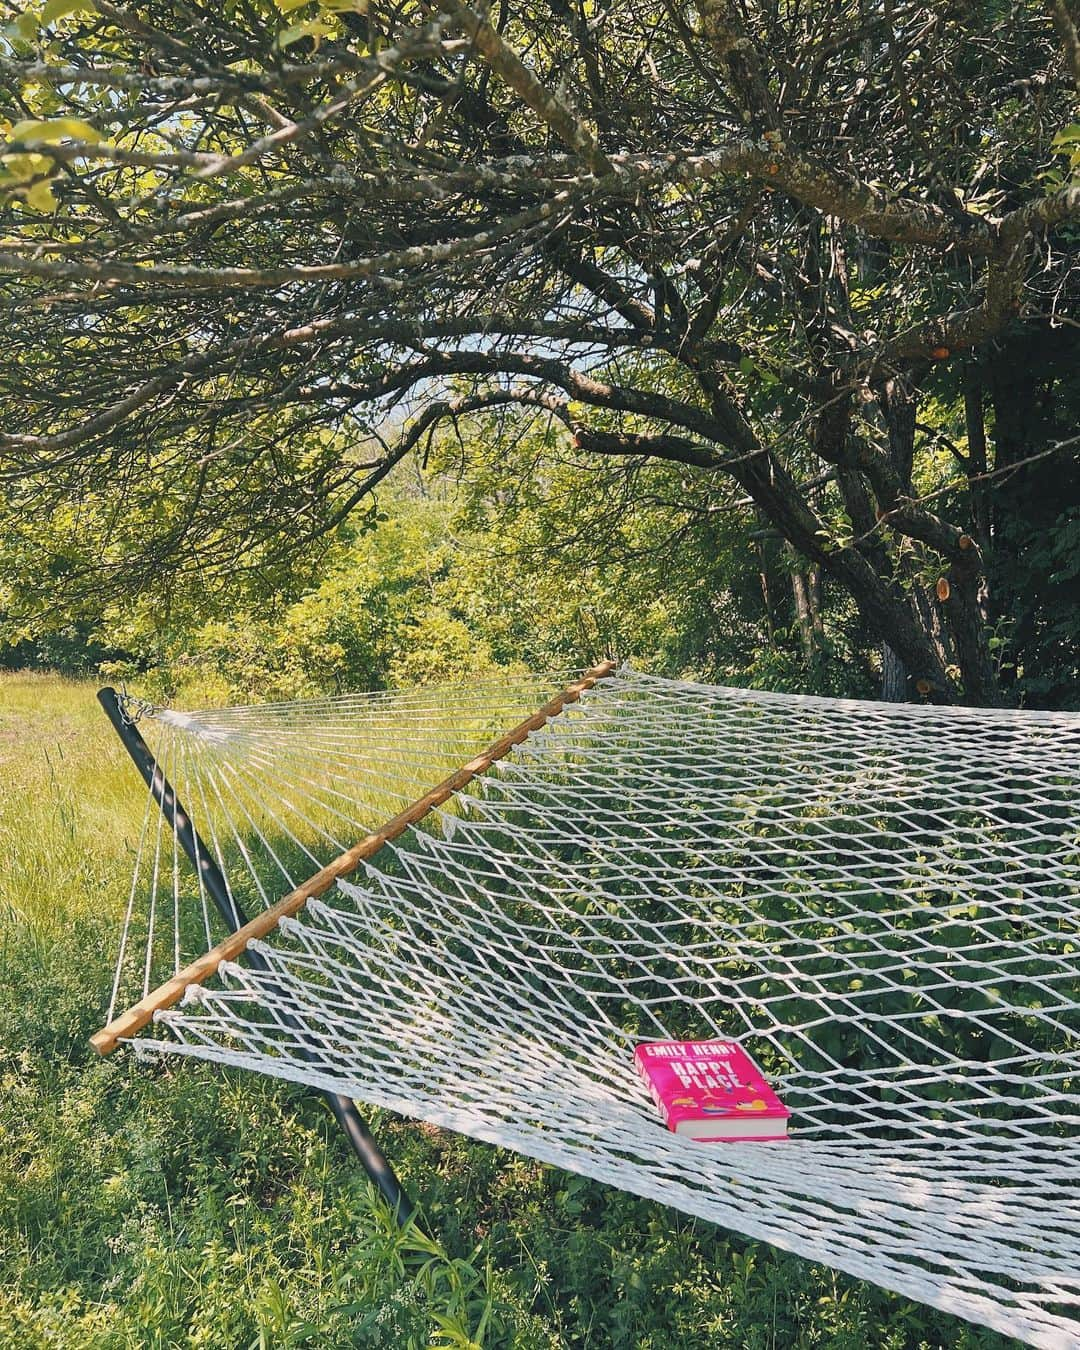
[634,1040,790,1142]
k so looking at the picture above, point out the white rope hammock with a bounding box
[99,667,1080,1348]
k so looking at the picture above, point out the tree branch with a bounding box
[569,427,724,468]
[1048,0,1080,90]
[436,0,612,174]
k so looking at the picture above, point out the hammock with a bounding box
[93,665,1080,1348]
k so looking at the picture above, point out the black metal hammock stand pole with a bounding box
[98,686,415,1225]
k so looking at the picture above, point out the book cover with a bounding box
[634,1040,790,1142]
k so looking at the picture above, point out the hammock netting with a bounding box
[105,668,1080,1347]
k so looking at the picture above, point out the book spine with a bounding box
[634,1053,675,1132]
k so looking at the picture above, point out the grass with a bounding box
[0,670,1020,1348]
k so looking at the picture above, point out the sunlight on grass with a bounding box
[0,673,141,940]
[0,670,557,1012]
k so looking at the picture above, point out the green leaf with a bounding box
[23,177,57,212]
[1,152,53,184]
[40,0,95,23]
[8,117,103,145]
[11,11,38,39]
[276,17,335,48]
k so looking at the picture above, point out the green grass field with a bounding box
[0,672,1018,1348]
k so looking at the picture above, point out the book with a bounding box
[634,1040,790,1142]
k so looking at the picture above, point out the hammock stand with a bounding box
[97,686,415,1220]
[89,664,1080,1348]
[94,663,617,1221]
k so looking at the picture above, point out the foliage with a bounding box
[0,672,1021,1348]
[4,418,872,701]
[2,1,1080,702]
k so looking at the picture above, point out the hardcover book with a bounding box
[634,1040,790,1141]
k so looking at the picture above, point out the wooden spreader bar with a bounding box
[91,660,617,1055]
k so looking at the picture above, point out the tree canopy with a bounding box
[2,0,1079,703]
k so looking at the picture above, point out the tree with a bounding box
[2,0,1079,703]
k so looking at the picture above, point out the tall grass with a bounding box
[0,674,139,938]
[0,672,1016,1348]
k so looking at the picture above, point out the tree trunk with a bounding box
[983,323,1080,707]
[756,539,778,647]
[963,374,991,556]
[791,567,818,661]
[881,645,907,701]
[879,374,1000,703]
[807,565,824,642]
[725,446,955,696]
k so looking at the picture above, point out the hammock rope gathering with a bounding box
[95,665,1080,1348]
